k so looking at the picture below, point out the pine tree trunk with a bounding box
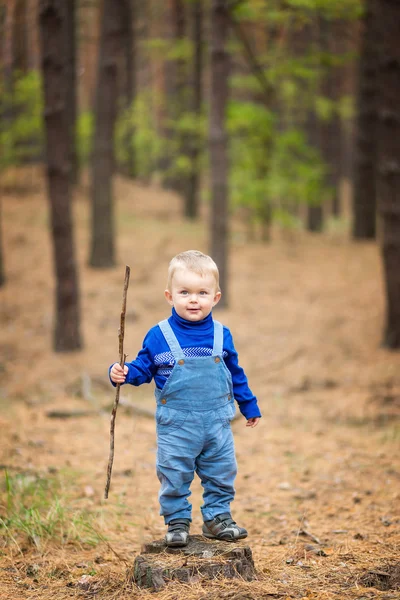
[297,18,324,233]
[78,0,101,111]
[173,0,186,191]
[2,1,14,150]
[209,0,230,306]
[322,19,344,218]
[0,199,5,287]
[150,0,165,160]
[162,0,187,191]
[339,20,358,186]
[306,110,323,232]
[65,0,78,184]
[119,0,136,178]
[0,2,6,275]
[26,0,41,70]
[352,0,378,239]
[136,0,155,182]
[185,0,203,219]
[376,0,400,349]
[39,0,82,352]
[13,0,28,72]
[89,0,125,268]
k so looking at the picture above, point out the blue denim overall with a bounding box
[155,319,237,524]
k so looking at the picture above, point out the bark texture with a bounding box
[132,535,256,591]
[161,0,187,191]
[319,18,343,218]
[352,0,378,239]
[185,0,203,219]
[89,0,125,268]
[120,0,136,178]
[0,200,4,287]
[376,0,400,348]
[209,0,230,306]
[39,0,82,351]
[65,0,77,184]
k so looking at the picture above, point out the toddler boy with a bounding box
[110,250,261,547]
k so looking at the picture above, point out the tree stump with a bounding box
[132,535,257,591]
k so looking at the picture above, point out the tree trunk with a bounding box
[26,0,41,70]
[376,0,400,349]
[150,0,166,157]
[185,0,203,219]
[2,1,13,156]
[339,20,358,186]
[295,17,324,233]
[13,0,28,72]
[306,110,323,232]
[0,199,5,287]
[352,0,378,239]
[161,0,187,191]
[65,0,78,184]
[133,536,256,591]
[321,18,343,218]
[209,0,230,307]
[78,0,101,111]
[89,0,125,268]
[119,0,136,178]
[39,0,82,352]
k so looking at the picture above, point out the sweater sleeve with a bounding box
[109,328,158,387]
[223,327,261,420]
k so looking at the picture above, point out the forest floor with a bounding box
[0,167,399,600]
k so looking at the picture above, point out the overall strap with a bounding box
[212,320,224,356]
[158,319,185,360]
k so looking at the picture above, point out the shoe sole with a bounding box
[202,531,248,541]
[165,537,190,548]
[166,541,189,547]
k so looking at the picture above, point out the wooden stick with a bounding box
[104,265,131,499]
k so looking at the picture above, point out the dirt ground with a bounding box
[0,167,399,600]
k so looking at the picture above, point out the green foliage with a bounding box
[0,470,101,551]
[233,0,363,22]
[227,100,327,228]
[143,37,170,59]
[0,70,44,169]
[267,129,327,208]
[285,0,363,19]
[166,110,208,179]
[315,95,336,121]
[223,0,362,231]
[166,38,192,61]
[228,101,274,222]
[76,111,93,168]
[115,91,164,178]
[337,94,355,121]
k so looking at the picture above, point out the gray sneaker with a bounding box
[202,513,248,541]
[165,518,190,547]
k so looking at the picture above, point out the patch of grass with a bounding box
[0,470,103,552]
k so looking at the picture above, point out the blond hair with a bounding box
[167,250,220,291]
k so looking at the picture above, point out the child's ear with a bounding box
[164,289,174,305]
[213,291,222,306]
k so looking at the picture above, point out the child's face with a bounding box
[165,268,221,322]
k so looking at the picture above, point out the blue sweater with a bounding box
[111,308,261,420]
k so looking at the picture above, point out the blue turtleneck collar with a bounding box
[170,307,213,330]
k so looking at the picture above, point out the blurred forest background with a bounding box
[0,0,399,351]
[0,1,400,599]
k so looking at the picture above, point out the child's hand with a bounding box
[110,363,128,384]
[246,417,260,428]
